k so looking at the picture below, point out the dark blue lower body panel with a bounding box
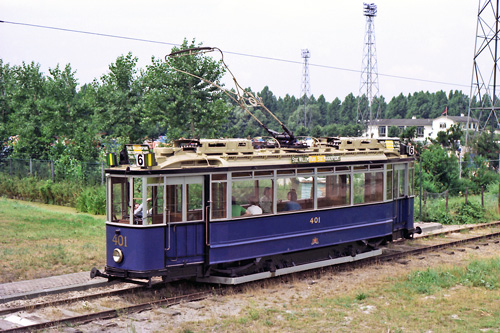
[106,225,165,271]
[105,198,414,276]
[208,200,414,265]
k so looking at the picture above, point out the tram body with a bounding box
[99,137,415,284]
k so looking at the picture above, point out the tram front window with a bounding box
[109,177,129,223]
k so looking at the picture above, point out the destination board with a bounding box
[291,155,340,164]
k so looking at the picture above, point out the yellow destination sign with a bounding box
[291,155,340,164]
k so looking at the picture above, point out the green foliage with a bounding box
[418,145,460,193]
[76,186,106,215]
[454,201,486,224]
[0,173,104,214]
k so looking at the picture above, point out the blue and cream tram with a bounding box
[92,136,415,285]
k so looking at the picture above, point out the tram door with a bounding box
[392,164,408,231]
[164,176,206,266]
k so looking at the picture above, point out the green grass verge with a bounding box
[175,257,500,332]
[0,198,105,283]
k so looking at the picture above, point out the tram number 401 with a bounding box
[310,217,321,224]
[112,234,128,247]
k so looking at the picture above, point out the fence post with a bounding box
[30,158,33,176]
[446,190,449,211]
[481,186,484,208]
[465,187,468,205]
[51,160,54,182]
[101,162,104,185]
[9,159,12,176]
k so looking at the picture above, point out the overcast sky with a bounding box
[0,0,479,102]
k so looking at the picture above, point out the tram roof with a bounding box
[107,137,413,173]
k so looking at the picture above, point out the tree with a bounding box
[472,129,500,170]
[385,93,407,119]
[161,39,230,139]
[92,53,144,143]
[419,144,460,193]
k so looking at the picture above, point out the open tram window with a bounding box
[187,183,203,221]
[317,174,350,208]
[109,177,129,223]
[277,176,313,212]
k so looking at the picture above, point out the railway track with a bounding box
[2,222,500,332]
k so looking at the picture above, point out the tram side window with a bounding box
[386,170,393,200]
[277,177,313,212]
[211,181,227,219]
[393,168,406,198]
[353,171,384,205]
[231,180,253,217]
[317,174,350,208]
[409,167,415,196]
[187,183,203,221]
[110,177,129,223]
[166,184,183,222]
[231,179,274,217]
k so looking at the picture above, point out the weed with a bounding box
[355,292,368,301]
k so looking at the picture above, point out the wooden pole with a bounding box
[446,189,449,211]
[481,186,484,208]
[465,187,468,205]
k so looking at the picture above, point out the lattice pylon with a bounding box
[466,0,500,147]
[357,3,380,125]
[301,49,311,128]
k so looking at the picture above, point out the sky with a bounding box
[0,0,479,102]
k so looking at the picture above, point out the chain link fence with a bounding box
[0,158,105,185]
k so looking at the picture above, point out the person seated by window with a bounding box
[259,187,272,213]
[246,196,262,215]
[283,189,301,211]
[231,196,250,217]
[134,198,152,218]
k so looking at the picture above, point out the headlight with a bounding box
[112,248,123,263]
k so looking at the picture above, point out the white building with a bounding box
[365,114,479,142]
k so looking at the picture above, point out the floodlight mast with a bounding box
[165,47,297,147]
[357,2,380,129]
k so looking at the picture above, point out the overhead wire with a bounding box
[0,19,469,89]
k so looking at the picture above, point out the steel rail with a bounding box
[3,290,219,333]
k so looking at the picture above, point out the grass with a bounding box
[0,197,105,283]
[175,257,500,332]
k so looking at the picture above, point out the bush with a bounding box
[76,186,106,215]
[454,201,486,224]
[0,173,104,214]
